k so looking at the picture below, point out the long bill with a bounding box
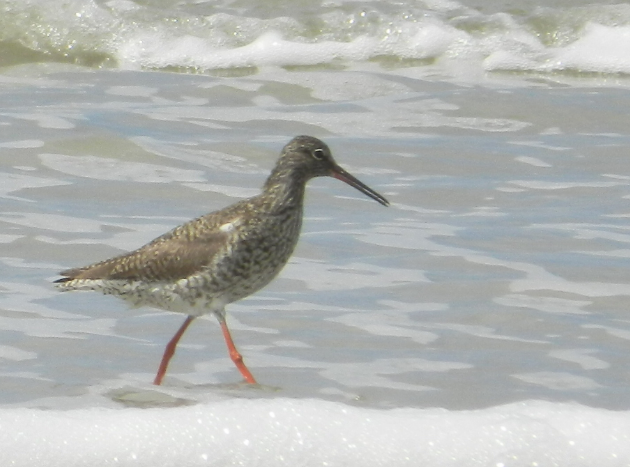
[331,165,390,207]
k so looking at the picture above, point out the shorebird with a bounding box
[55,135,389,385]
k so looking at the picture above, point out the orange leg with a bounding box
[219,316,258,384]
[153,315,195,385]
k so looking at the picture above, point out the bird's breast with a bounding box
[204,209,303,302]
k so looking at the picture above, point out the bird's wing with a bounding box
[56,232,228,282]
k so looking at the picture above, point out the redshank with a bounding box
[55,135,389,385]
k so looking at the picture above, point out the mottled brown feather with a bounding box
[55,232,227,282]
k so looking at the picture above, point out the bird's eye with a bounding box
[312,148,325,160]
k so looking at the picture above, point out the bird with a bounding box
[54,135,389,385]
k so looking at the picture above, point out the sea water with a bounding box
[2,0,630,465]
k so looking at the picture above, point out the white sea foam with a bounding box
[5,0,630,80]
[1,398,629,467]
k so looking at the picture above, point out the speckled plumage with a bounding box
[55,135,389,385]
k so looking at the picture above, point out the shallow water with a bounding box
[1,64,629,412]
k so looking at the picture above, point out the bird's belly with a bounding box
[59,277,226,317]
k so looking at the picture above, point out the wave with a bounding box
[3,0,630,77]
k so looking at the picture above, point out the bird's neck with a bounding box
[262,163,309,211]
